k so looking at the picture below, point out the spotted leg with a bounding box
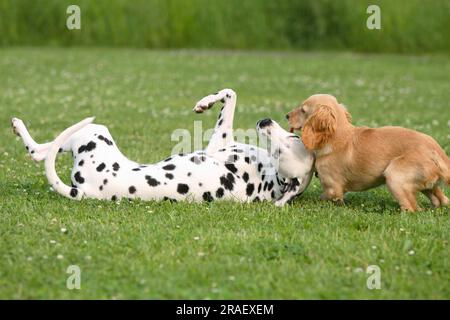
[11,117,70,161]
[275,178,302,207]
[193,89,237,154]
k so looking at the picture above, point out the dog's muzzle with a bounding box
[257,118,273,129]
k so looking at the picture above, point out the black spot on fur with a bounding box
[242,172,249,183]
[222,133,227,139]
[70,188,78,198]
[74,171,85,184]
[258,163,263,172]
[103,179,108,185]
[227,154,239,162]
[225,163,238,174]
[145,175,160,187]
[218,119,223,126]
[187,172,192,177]
[219,148,226,152]
[202,192,214,202]
[244,156,250,164]
[129,186,136,194]
[163,197,177,202]
[111,195,117,201]
[78,141,96,154]
[268,181,274,191]
[99,185,103,191]
[232,149,243,153]
[258,183,262,193]
[165,173,174,180]
[220,173,235,191]
[162,164,176,170]
[177,183,189,195]
[132,168,141,171]
[216,187,224,198]
[190,156,201,165]
[112,162,120,171]
[164,157,172,162]
[253,196,261,202]
[263,182,268,191]
[246,183,255,196]
[78,160,84,166]
[271,190,276,199]
[112,172,117,177]
[96,163,106,172]
[98,135,113,146]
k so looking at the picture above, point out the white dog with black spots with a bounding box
[11,89,314,206]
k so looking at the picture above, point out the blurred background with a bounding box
[1,0,449,53]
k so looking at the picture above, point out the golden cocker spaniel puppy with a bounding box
[286,94,450,212]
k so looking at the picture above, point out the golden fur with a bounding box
[286,94,450,212]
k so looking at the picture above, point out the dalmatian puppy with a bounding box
[256,118,315,206]
[11,89,314,204]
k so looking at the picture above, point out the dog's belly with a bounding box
[70,134,283,202]
[345,175,386,192]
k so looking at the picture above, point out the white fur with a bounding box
[257,119,315,206]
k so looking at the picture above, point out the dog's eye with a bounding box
[301,108,306,113]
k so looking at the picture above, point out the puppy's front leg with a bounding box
[320,186,345,205]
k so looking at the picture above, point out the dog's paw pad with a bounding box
[193,100,214,113]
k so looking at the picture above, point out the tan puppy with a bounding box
[286,94,450,212]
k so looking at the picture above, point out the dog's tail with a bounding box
[45,117,95,200]
[432,150,450,186]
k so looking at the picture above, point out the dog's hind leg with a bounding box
[422,186,449,208]
[11,118,71,161]
[193,89,236,154]
[384,157,420,212]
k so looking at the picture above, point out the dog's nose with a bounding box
[257,118,273,128]
[285,114,290,120]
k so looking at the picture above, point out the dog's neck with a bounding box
[315,122,354,158]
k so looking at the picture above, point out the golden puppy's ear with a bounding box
[302,105,337,150]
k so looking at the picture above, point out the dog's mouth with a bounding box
[289,126,301,133]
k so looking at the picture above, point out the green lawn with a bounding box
[0,48,449,299]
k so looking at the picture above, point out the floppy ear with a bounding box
[301,105,337,150]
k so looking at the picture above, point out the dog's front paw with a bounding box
[275,200,285,207]
[193,96,217,113]
[11,117,24,137]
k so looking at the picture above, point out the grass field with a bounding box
[0,48,449,299]
[2,0,450,53]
